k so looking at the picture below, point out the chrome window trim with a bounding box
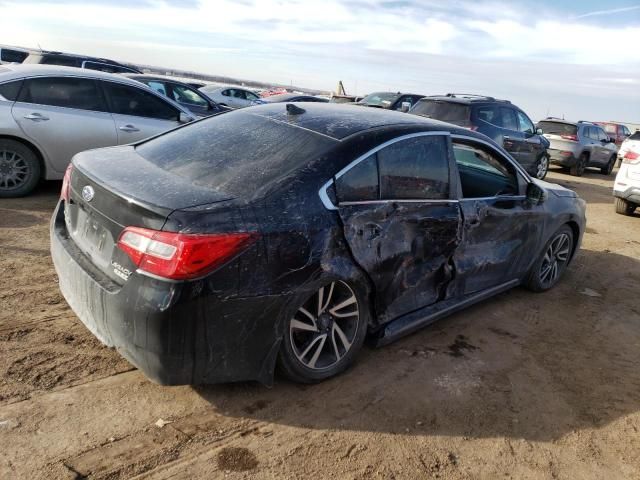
[318,131,451,211]
[459,195,527,202]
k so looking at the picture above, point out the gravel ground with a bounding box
[0,168,639,479]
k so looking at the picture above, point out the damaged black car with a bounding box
[50,103,586,385]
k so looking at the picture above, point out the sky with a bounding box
[0,0,639,122]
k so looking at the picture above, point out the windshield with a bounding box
[136,110,336,198]
[358,92,400,107]
[410,99,470,124]
[538,121,577,136]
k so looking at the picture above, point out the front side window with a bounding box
[516,110,535,134]
[245,91,259,101]
[17,77,106,111]
[596,128,608,141]
[453,142,518,198]
[171,84,208,107]
[221,89,231,97]
[334,135,450,203]
[499,107,518,131]
[102,81,179,121]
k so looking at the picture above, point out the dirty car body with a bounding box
[50,104,586,385]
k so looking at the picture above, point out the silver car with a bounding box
[537,119,618,176]
[198,86,261,109]
[0,65,195,197]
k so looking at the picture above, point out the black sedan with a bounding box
[50,103,586,385]
[123,74,229,117]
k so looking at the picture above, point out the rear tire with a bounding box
[570,153,588,177]
[615,197,636,216]
[534,154,549,180]
[601,155,616,175]
[525,225,574,292]
[0,139,41,198]
[278,279,369,383]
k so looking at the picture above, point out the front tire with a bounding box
[0,139,41,198]
[525,226,574,292]
[570,153,588,176]
[615,197,636,216]
[278,280,368,383]
[601,155,616,175]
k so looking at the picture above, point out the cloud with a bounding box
[575,4,640,19]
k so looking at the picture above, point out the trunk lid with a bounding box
[65,146,234,283]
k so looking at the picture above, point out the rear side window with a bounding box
[18,77,106,111]
[0,80,23,101]
[335,154,379,202]
[410,100,470,124]
[102,81,179,121]
[0,49,28,63]
[335,135,450,202]
[378,136,449,200]
[499,107,518,131]
[475,106,500,126]
[602,124,617,134]
[538,121,577,136]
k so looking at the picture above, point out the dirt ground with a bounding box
[1,168,639,479]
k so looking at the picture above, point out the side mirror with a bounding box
[400,101,411,113]
[536,127,543,135]
[179,112,194,124]
[526,182,546,205]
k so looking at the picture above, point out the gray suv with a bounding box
[537,119,618,176]
[0,65,195,197]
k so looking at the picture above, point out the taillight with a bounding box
[623,150,640,165]
[561,134,578,141]
[61,163,73,202]
[117,227,258,280]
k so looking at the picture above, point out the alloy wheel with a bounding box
[0,149,29,190]
[289,281,360,370]
[539,233,571,287]
[536,155,549,179]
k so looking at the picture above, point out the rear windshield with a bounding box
[136,111,337,197]
[358,92,400,107]
[538,121,577,136]
[410,100,470,123]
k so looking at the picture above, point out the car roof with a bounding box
[0,64,147,85]
[247,102,481,140]
[122,73,195,87]
[261,93,314,102]
[420,94,511,105]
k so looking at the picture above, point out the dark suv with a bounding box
[410,94,549,179]
[22,50,141,74]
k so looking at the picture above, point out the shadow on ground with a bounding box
[195,250,640,442]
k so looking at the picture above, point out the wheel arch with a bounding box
[0,134,47,179]
[565,220,581,262]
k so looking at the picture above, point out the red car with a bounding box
[596,122,632,147]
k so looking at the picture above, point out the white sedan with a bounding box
[198,86,261,109]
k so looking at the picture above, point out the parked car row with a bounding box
[0,65,195,196]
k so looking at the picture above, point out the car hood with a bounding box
[533,178,578,198]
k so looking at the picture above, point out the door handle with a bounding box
[23,113,49,121]
[119,125,140,132]
[503,135,511,140]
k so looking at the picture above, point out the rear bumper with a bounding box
[50,201,284,385]
[614,186,640,205]
[548,150,578,167]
